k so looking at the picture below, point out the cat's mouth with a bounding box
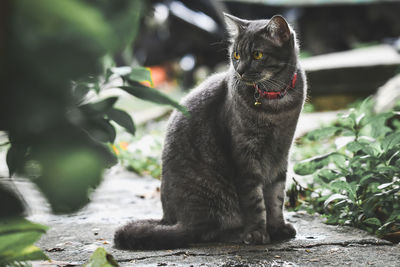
[239,77,281,92]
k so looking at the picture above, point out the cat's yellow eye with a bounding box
[233,51,240,60]
[253,51,263,60]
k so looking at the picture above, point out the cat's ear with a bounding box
[266,15,291,46]
[223,13,248,37]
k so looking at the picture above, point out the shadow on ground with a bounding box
[5,165,398,267]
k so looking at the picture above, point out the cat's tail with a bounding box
[114,219,192,250]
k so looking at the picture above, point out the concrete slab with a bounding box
[6,167,396,266]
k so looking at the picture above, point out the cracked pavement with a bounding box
[7,166,398,267]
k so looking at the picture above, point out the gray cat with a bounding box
[114,13,307,250]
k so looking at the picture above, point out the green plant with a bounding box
[112,128,164,179]
[0,0,186,265]
[83,247,119,267]
[0,218,48,265]
[290,98,400,242]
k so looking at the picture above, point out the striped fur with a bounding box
[114,14,306,250]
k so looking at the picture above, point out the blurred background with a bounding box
[1,0,400,263]
[132,0,400,109]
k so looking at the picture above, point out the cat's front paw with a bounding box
[242,229,270,245]
[268,223,296,241]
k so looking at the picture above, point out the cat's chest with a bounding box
[230,113,296,176]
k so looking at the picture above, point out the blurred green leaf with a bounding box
[381,132,400,151]
[0,217,48,264]
[83,247,119,267]
[294,152,346,175]
[324,194,348,208]
[84,119,116,143]
[363,217,382,227]
[106,108,136,135]
[80,97,119,116]
[330,180,357,201]
[34,147,104,213]
[127,66,153,86]
[120,81,188,115]
[305,126,340,141]
[346,140,377,156]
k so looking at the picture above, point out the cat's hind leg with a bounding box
[264,172,296,240]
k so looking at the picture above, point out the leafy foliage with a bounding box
[0,0,187,265]
[83,247,119,267]
[289,98,400,242]
[0,218,48,265]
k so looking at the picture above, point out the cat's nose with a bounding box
[236,64,246,77]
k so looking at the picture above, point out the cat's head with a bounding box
[224,14,298,90]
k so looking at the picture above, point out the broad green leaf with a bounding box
[120,82,188,115]
[359,173,379,185]
[84,118,116,143]
[127,66,153,86]
[83,247,119,267]
[316,169,342,183]
[0,218,48,264]
[381,132,400,151]
[346,140,377,156]
[33,147,104,213]
[0,218,48,235]
[2,245,48,263]
[3,261,32,267]
[330,180,357,201]
[305,126,340,141]
[80,97,119,116]
[363,217,382,227]
[294,152,346,176]
[361,112,392,138]
[106,108,135,135]
[377,182,394,190]
[324,194,348,208]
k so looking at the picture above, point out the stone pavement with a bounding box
[8,166,397,267]
[1,111,398,266]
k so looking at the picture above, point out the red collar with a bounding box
[253,73,297,101]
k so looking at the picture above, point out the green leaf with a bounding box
[80,97,119,116]
[324,194,348,208]
[363,217,382,227]
[120,81,188,115]
[106,108,135,135]
[330,180,357,201]
[346,140,377,156]
[0,218,48,235]
[361,112,392,138]
[127,66,153,86]
[294,152,347,176]
[84,118,116,143]
[359,173,379,185]
[316,169,342,183]
[3,245,48,263]
[381,132,400,151]
[4,261,32,267]
[305,126,340,141]
[0,218,48,264]
[33,147,104,213]
[83,247,119,267]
